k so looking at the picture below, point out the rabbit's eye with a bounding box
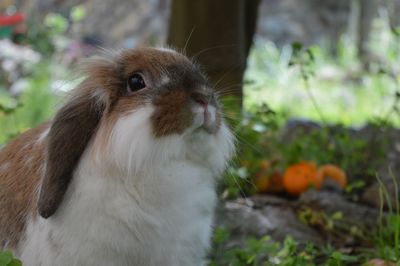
[128,73,146,92]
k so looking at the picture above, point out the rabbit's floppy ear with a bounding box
[38,89,106,218]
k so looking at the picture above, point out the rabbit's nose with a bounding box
[191,92,209,107]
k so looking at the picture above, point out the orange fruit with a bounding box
[317,164,347,189]
[283,161,322,196]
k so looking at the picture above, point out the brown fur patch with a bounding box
[118,48,190,79]
[152,90,193,137]
[0,123,49,248]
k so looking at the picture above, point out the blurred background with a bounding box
[1,0,400,265]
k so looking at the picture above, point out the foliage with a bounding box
[214,15,398,265]
[219,103,386,198]
[0,61,57,145]
[375,172,400,263]
[209,227,360,266]
[0,6,83,145]
[219,14,395,199]
[0,251,22,266]
[244,15,400,126]
[26,5,86,55]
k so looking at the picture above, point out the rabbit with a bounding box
[0,47,235,266]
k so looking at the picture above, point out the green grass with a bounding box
[244,16,400,126]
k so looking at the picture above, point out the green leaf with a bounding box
[292,42,303,52]
[71,5,86,22]
[331,211,343,221]
[213,227,230,245]
[44,13,68,34]
[0,251,13,265]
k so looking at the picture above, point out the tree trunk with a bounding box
[167,0,260,106]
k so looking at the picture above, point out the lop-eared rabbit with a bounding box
[0,48,234,266]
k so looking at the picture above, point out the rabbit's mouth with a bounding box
[191,101,220,134]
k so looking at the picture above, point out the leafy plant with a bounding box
[209,227,361,266]
[0,251,22,266]
[219,104,386,198]
[244,13,400,126]
[375,171,400,263]
[0,61,58,145]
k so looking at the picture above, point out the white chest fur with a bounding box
[19,158,216,266]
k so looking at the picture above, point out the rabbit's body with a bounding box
[0,48,234,266]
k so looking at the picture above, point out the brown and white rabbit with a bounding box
[0,47,234,266]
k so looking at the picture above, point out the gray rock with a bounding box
[214,196,324,247]
[213,191,383,251]
[298,191,380,228]
[351,125,400,209]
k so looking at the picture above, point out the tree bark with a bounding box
[167,0,260,105]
